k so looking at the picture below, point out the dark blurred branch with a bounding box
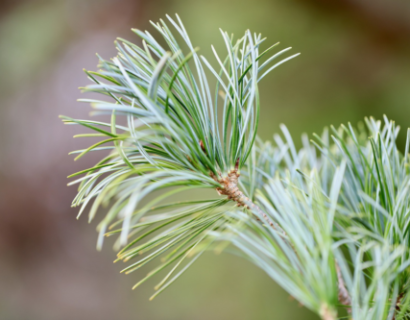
[0,0,25,18]
[300,0,410,45]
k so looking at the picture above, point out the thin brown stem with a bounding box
[336,261,352,314]
[210,167,282,232]
[392,293,404,320]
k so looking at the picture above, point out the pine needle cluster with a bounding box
[62,15,410,320]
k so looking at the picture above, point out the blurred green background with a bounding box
[0,0,409,319]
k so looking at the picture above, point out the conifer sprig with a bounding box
[63,14,410,320]
[62,13,299,302]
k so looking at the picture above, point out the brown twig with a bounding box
[210,161,289,244]
[392,293,404,320]
[210,165,278,228]
[336,261,352,314]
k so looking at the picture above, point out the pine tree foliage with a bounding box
[62,15,410,320]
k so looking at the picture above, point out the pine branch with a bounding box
[63,14,302,304]
[62,13,410,320]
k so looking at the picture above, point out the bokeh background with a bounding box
[1,0,409,319]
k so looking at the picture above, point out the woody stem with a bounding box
[211,168,279,230]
